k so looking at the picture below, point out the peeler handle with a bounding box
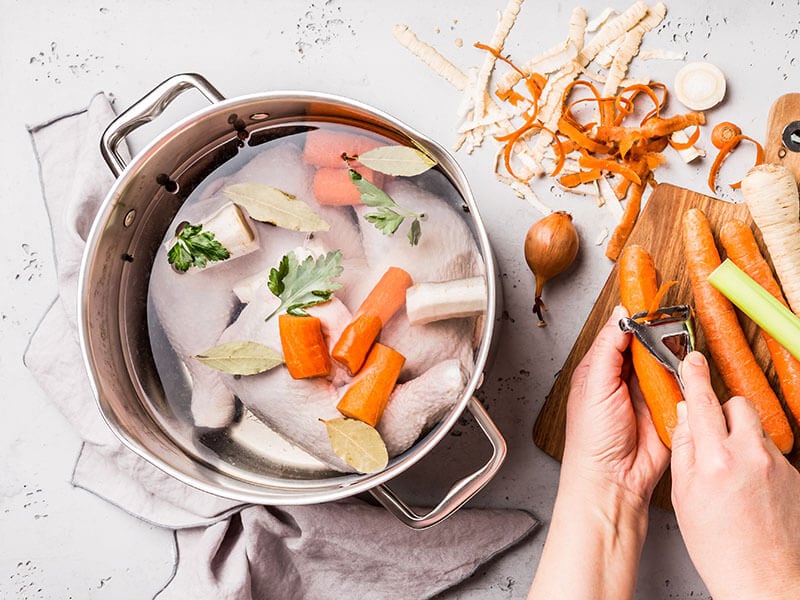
[369,396,506,530]
[100,73,225,177]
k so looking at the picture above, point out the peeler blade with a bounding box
[618,305,695,388]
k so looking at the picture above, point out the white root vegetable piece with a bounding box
[741,163,800,316]
[164,202,258,271]
[232,271,266,304]
[674,61,726,111]
[670,129,706,163]
[391,24,469,91]
[406,277,488,325]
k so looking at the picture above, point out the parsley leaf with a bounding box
[345,165,424,246]
[266,250,343,321]
[167,223,230,272]
[348,170,394,207]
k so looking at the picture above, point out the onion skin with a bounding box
[524,211,580,326]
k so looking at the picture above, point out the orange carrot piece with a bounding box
[594,112,705,144]
[559,169,602,188]
[278,314,331,379]
[605,181,646,261]
[313,167,384,206]
[336,343,406,427]
[720,220,800,428]
[303,129,383,168]
[682,208,793,453]
[578,153,642,185]
[707,134,765,192]
[619,245,683,447]
[331,313,382,376]
[332,267,413,375]
[355,266,414,326]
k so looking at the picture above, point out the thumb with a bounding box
[670,400,694,472]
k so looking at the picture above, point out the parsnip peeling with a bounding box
[393,1,675,217]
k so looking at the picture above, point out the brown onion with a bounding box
[524,211,579,327]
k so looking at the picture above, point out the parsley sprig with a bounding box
[167,223,230,272]
[344,157,424,246]
[266,250,343,321]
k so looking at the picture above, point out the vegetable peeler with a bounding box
[618,305,695,388]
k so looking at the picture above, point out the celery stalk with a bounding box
[708,259,800,361]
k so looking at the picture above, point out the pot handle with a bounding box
[100,73,225,177]
[369,396,506,529]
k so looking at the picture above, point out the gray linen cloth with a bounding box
[24,92,538,600]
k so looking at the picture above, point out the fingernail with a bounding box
[687,351,706,367]
[676,400,687,423]
[612,304,628,320]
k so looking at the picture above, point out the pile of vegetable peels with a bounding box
[393,0,767,261]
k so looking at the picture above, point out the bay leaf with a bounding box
[194,341,284,375]
[323,418,389,473]
[223,183,330,232]
[357,145,437,177]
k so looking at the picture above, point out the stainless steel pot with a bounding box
[79,73,504,528]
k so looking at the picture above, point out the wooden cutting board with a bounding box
[532,183,800,510]
[765,93,800,182]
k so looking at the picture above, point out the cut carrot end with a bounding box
[303,129,383,168]
[279,314,332,379]
[357,266,414,326]
[336,343,406,427]
[332,313,383,376]
[313,166,383,206]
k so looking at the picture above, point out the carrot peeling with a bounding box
[720,219,800,429]
[278,314,332,379]
[682,208,793,453]
[707,133,765,192]
[619,245,682,447]
[605,180,645,261]
[336,343,406,427]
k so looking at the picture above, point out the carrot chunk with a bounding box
[356,266,414,327]
[682,208,793,453]
[332,313,383,376]
[336,343,406,427]
[332,267,413,375]
[278,314,331,379]
[303,129,383,168]
[313,166,384,206]
[619,245,683,447]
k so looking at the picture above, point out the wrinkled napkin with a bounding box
[24,93,538,599]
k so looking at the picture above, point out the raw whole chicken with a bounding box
[148,142,363,427]
[149,138,484,472]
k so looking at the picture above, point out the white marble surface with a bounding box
[1,1,798,598]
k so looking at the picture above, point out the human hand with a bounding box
[671,351,800,600]
[561,305,671,512]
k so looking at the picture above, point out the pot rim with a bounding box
[78,84,501,506]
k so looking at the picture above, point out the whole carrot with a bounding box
[278,314,331,379]
[336,343,406,427]
[618,244,683,447]
[720,219,800,428]
[682,208,793,453]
